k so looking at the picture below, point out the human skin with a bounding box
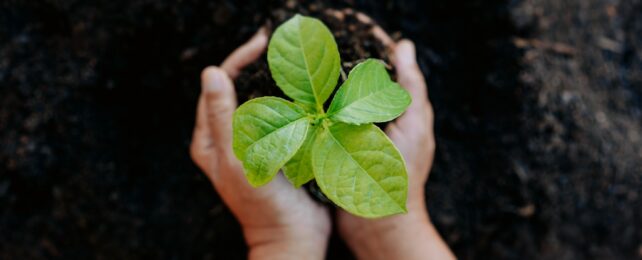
[190,22,455,259]
[190,28,331,259]
[337,37,455,260]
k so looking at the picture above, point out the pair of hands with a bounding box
[190,22,454,259]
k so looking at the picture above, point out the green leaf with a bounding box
[232,97,310,187]
[268,14,341,111]
[283,125,319,187]
[328,59,411,124]
[312,123,408,218]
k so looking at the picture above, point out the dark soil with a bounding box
[234,4,391,206]
[1,0,641,259]
[234,4,390,105]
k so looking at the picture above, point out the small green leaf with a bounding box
[312,122,408,218]
[328,59,411,124]
[283,125,319,187]
[268,14,341,111]
[232,97,310,187]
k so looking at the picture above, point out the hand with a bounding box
[190,28,331,260]
[336,13,455,260]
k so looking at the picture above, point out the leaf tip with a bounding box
[402,84,412,105]
[292,180,307,189]
[246,176,267,188]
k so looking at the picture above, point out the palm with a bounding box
[337,39,435,238]
[217,168,330,233]
[190,28,330,247]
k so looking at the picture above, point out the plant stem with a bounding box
[340,67,348,81]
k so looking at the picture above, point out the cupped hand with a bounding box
[335,11,455,260]
[190,28,331,260]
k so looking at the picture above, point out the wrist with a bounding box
[348,187,429,238]
[341,204,430,246]
[339,195,454,260]
[245,225,329,260]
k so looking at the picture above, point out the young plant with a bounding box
[232,14,411,218]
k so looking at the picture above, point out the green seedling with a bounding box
[232,14,411,218]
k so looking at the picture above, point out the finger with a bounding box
[386,40,436,177]
[221,27,269,79]
[388,40,434,142]
[201,66,237,158]
[192,95,212,151]
[354,11,395,50]
[395,40,430,110]
[190,93,218,176]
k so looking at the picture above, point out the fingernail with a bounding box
[210,70,225,92]
[202,67,225,92]
[396,40,416,66]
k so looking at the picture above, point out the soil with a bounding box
[1,0,641,259]
[234,4,390,105]
[234,4,391,205]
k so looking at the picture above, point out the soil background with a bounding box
[1,0,641,259]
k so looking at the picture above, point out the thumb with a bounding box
[392,40,433,133]
[386,40,435,172]
[201,66,237,157]
[395,40,428,111]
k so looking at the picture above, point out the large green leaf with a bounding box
[282,125,319,187]
[267,14,341,111]
[232,97,310,187]
[312,122,408,218]
[328,59,411,124]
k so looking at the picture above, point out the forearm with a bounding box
[342,201,455,260]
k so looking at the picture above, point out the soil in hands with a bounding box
[2,0,641,259]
